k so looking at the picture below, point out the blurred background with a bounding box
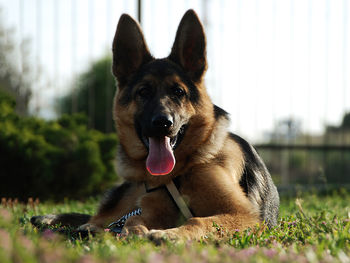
[0,0,349,200]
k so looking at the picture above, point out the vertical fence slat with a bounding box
[105,0,112,133]
[272,0,277,133]
[53,0,59,114]
[35,0,42,115]
[71,0,77,114]
[342,0,348,177]
[88,0,95,129]
[323,0,330,182]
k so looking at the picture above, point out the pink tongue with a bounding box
[146,137,175,175]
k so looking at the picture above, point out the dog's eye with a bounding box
[172,86,185,98]
[138,85,152,98]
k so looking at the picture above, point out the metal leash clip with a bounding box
[106,208,142,234]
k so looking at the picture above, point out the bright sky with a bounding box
[0,0,349,142]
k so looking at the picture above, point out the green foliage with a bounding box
[327,112,350,132]
[0,91,118,200]
[261,149,350,186]
[342,113,350,130]
[58,55,116,133]
[264,113,350,188]
[1,191,350,262]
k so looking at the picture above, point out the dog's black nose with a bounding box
[152,115,173,129]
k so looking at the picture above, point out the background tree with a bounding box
[326,112,350,133]
[340,113,350,130]
[58,55,116,133]
[0,12,32,115]
[0,92,118,200]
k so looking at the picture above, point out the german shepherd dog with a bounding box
[32,10,279,242]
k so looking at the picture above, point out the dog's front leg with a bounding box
[147,212,259,242]
[78,182,144,234]
[122,189,181,236]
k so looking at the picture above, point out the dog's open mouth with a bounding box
[142,126,186,176]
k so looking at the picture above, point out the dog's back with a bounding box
[230,133,279,227]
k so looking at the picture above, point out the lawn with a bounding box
[0,190,349,263]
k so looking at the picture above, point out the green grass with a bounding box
[0,191,349,263]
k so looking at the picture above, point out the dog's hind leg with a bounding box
[31,213,91,228]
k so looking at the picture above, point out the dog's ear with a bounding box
[169,10,207,83]
[112,14,153,86]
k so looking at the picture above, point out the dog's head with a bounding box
[112,10,215,176]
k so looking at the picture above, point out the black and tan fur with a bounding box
[31,10,279,242]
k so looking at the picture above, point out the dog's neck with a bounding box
[144,178,193,220]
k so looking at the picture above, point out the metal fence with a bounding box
[0,0,349,191]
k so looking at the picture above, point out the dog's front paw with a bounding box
[76,223,102,237]
[122,225,149,236]
[147,229,179,245]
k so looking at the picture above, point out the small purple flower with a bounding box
[288,221,297,227]
[78,255,96,263]
[42,229,55,240]
[264,248,277,258]
[18,235,34,253]
[0,209,12,222]
[200,250,209,259]
[0,229,11,252]
[241,247,257,257]
[148,253,164,263]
